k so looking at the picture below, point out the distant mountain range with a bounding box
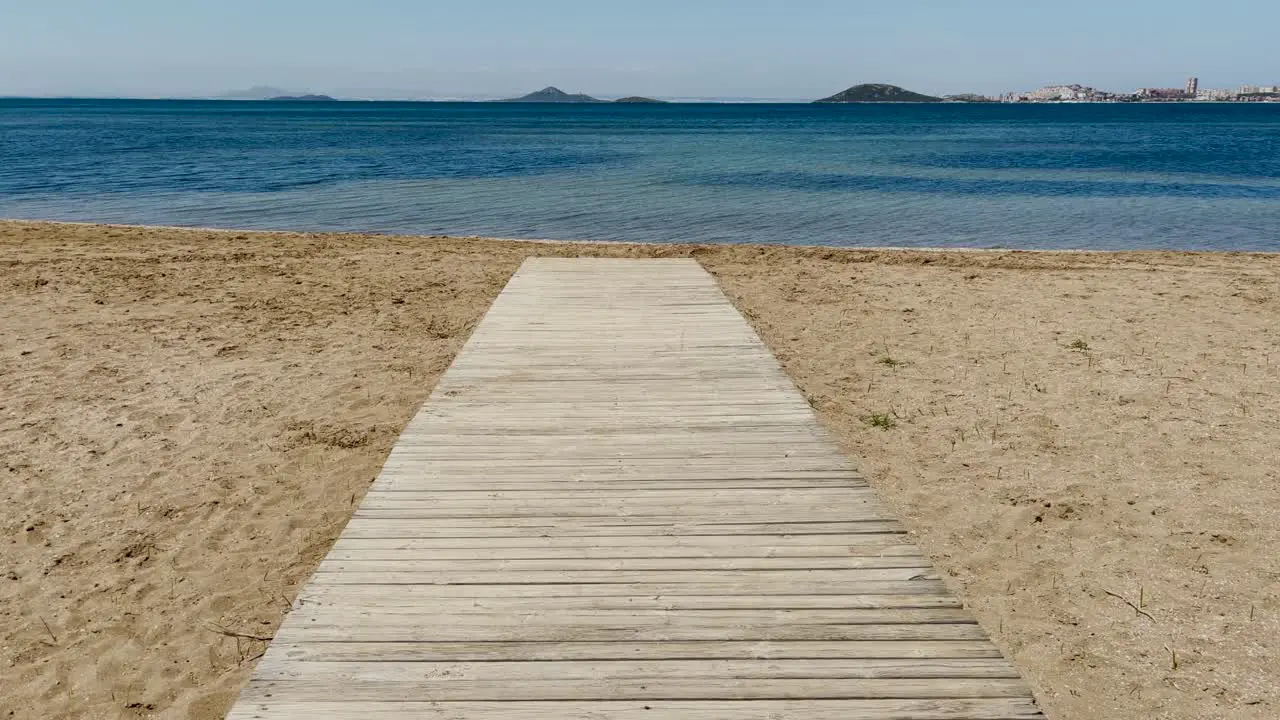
[207,83,966,104]
[815,84,942,103]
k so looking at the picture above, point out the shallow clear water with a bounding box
[2,99,1278,249]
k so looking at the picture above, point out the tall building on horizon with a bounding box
[1186,77,1199,96]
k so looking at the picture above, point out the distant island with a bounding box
[943,93,999,103]
[499,87,603,103]
[214,87,342,101]
[614,96,667,104]
[268,94,337,102]
[216,86,292,100]
[815,84,942,103]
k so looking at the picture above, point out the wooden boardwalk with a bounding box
[227,258,1042,719]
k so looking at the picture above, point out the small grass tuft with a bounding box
[1069,338,1091,352]
[877,356,903,368]
[863,413,896,430]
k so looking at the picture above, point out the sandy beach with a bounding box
[1,219,1277,719]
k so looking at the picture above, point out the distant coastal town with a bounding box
[991,77,1279,103]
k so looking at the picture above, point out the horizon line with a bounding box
[1,94,820,103]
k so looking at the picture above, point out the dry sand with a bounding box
[1,220,1277,719]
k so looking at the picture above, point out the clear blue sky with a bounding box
[1,0,1276,99]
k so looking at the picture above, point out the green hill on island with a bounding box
[614,96,668,104]
[499,87,604,103]
[815,84,942,103]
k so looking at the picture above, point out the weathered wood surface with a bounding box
[227,258,1041,719]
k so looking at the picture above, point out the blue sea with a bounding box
[2,99,1278,250]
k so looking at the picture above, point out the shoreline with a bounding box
[2,220,1277,719]
[5,217,1278,257]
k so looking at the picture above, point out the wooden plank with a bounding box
[374,469,862,479]
[296,580,954,599]
[237,677,1033,702]
[328,534,913,549]
[354,505,884,520]
[228,699,1045,720]
[375,460,856,472]
[225,258,1042,718]
[374,478,864,489]
[304,568,941,585]
[294,593,963,611]
[359,488,868,502]
[273,624,991,643]
[323,544,924,559]
[353,496,885,511]
[336,520,907,538]
[285,608,977,627]
[312,557,931,572]
[261,640,1009,663]
[249,659,1022,682]
[347,515,892,528]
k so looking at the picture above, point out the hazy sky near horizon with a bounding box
[2,0,1277,99]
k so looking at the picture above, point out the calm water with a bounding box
[2,99,1279,250]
